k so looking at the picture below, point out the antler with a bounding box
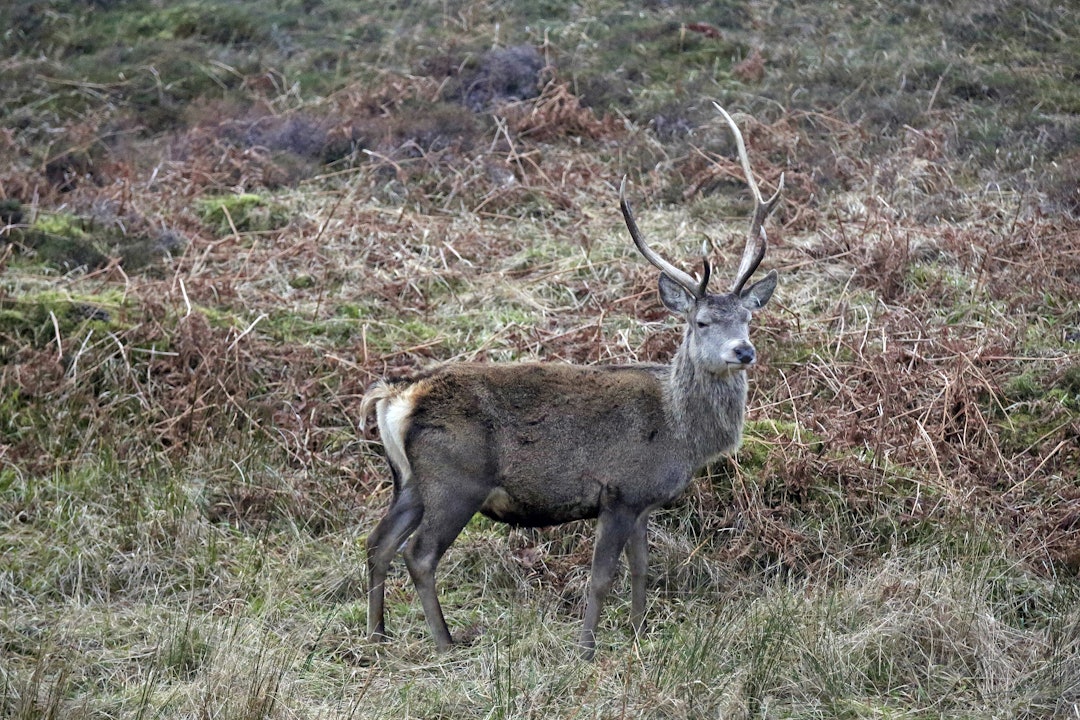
[620,176,711,299]
[713,103,784,295]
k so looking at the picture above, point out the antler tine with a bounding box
[619,176,708,299]
[696,237,712,298]
[713,102,784,295]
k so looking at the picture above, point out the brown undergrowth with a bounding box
[2,65,1078,576]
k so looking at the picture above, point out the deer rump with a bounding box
[376,362,690,528]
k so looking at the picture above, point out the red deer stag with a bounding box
[361,103,783,659]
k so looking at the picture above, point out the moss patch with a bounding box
[197,194,290,236]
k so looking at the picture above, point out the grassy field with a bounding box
[2,0,1079,717]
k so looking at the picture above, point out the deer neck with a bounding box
[665,342,748,469]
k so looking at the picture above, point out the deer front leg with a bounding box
[624,513,650,636]
[578,508,635,660]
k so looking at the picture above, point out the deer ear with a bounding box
[739,270,777,310]
[658,273,695,314]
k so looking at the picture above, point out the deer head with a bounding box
[619,104,783,374]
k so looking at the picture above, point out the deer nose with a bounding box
[733,344,756,365]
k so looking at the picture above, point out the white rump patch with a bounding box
[376,390,415,488]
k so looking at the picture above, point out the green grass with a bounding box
[4,458,1076,717]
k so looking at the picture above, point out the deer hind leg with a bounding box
[578,508,636,660]
[402,486,487,651]
[366,484,422,641]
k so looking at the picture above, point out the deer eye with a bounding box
[696,320,709,329]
